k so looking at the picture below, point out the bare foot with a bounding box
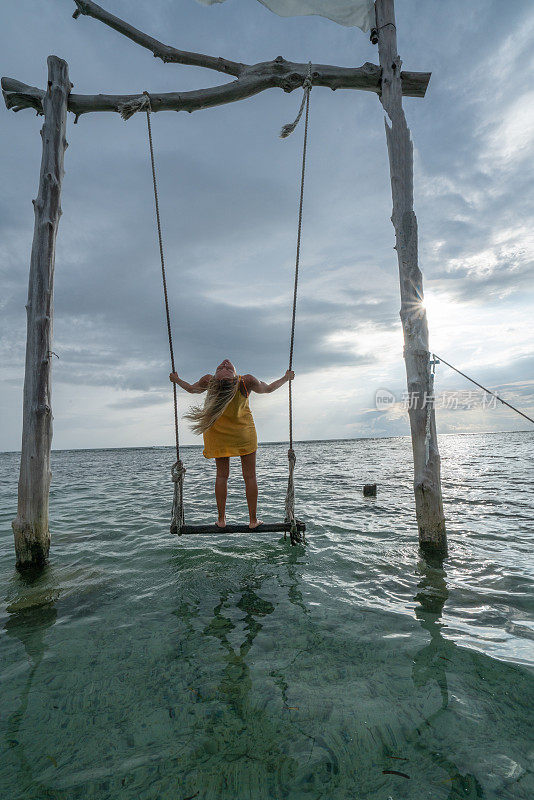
[249,519,263,529]
[216,517,227,528]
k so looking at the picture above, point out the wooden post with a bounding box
[12,56,70,570]
[374,0,447,551]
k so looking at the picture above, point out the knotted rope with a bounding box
[171,460,186,534]
[280,62,313,139]
[281,64,312,545]
[137,91,185,534]
[118,92,151,121]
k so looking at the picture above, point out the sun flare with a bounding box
[421,291,454,331]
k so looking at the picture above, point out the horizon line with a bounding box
[1,428,532,455]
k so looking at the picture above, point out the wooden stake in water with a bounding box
[375,0,447,552]
[11,56,70,570]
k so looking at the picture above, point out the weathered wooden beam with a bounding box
[375,0,446,552]
[179,522,306,535]
[1,61,429,122]
[12,56,71,570]
[72,0,245,76]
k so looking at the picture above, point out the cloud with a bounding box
[107,391,169,410]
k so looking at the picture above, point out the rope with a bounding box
[424,357,437,466]
[142,93,186,532]
[286,65,311,451]
[281,65,312,545]
[432,353,534,425]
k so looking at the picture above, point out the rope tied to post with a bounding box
[424,355,438,466]
[424,349,534,466]
[432,352,534,425]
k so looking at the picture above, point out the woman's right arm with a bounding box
[170,373,211,393]
[245,370,295,393]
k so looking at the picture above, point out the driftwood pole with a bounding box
[374,0,446,551]
[11,56,70,570]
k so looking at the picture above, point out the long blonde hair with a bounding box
[185,376,239,434]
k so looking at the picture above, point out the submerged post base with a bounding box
[175,521,306,536]
[12,518,50,571]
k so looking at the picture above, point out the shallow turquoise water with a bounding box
[1,433,533,800]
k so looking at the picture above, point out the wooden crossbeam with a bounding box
[1,64,430,121]
[178,521,306,535]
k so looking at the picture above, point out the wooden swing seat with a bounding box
[173,521,306,535]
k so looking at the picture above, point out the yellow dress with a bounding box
[203,376,258,459]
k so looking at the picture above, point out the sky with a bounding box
[1,0,533,451]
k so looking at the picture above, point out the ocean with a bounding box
[1,432,533,799]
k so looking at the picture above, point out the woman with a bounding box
[170,360,294,530]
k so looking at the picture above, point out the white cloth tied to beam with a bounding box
[196,0,375,31]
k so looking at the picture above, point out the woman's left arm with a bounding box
[245,370,294,394]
